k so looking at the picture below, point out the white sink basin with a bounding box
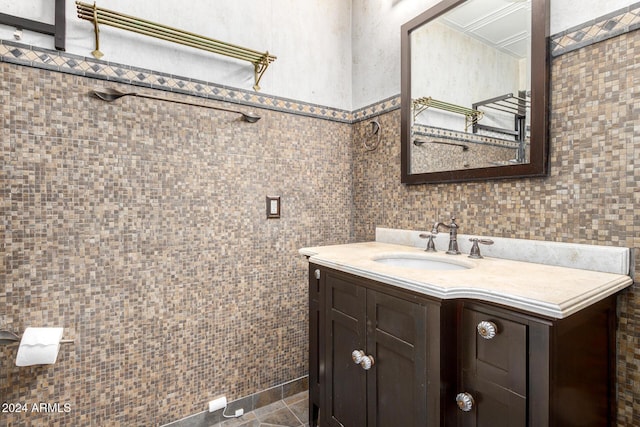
[373,254,472,271]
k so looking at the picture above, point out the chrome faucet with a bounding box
[432,216,460,255]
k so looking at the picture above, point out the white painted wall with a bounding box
[351,0,440,109]
[0,0,353,109]
[550,0,635,33]
[0,0,635,110]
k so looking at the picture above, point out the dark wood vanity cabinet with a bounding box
[309,264,323,426]
[309,265,618,427]
[309,264,450,427]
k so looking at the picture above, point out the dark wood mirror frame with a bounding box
[401,0,550,184]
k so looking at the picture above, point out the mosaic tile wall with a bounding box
[352,30,640,426]
[2,3,640,426]
[0,63,353,426]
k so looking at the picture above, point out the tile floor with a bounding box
[213,391,309,427]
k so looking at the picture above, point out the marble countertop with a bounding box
[300,241,633,319]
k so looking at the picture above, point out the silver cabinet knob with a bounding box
[477,320,498,339]
[360,354,375,370]
[352,349,365,364]
[314,269,321,279]
[351,350,375,370]
[455,392,475,412]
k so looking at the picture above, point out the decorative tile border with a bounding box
[0,38,399,124]
[551,2,640,57]
[352,94,401,122]
[0,39,354,123]
[2,2,639,125]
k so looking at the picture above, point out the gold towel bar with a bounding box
[76,1,276,91]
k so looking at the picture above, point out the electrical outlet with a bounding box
[235,408,244,417]
[208,395,227,412]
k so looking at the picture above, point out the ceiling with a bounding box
[440,0,531,59]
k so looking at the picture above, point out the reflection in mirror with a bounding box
[401,0,549,184]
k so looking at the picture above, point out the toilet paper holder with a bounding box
[0,330,74,345]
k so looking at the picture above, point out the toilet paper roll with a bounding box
[15,327,64,367]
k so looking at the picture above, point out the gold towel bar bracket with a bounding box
[76,1,276,91]
[253,53,272,92]
[90,2,103,59]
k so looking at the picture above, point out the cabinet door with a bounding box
[325,272,368,427]
[458,306,527,427]
[366,290,429,427]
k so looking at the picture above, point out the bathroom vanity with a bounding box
[301,229,633,427]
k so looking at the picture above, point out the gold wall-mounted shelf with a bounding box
[76,1,276,91]
[412,97,484,132]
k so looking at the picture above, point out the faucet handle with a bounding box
[468,238,494,259]
[419,233,437,252]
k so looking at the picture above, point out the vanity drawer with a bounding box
[461,306,527,396]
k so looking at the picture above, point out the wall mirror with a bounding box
[401,0,549,184]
